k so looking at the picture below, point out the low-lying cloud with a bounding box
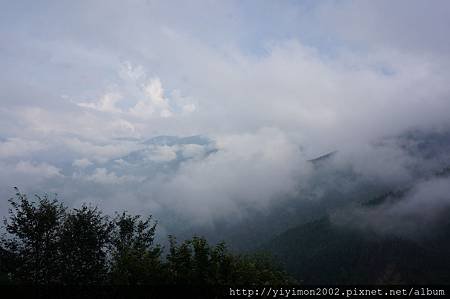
[1,1,450,236]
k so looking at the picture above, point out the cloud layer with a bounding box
[1,0,450,235]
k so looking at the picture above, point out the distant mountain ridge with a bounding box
[142,135,211,146]
[262,216,450,284]
[261,167,450,284]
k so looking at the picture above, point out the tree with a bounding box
[59,205,111,285]
[109,212,164,284]
[1,189,294,286]
[1,188,65,284]
[230,252,294,285]
[166,235,195,284]
[165,236,293,285]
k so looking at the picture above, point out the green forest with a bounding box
[0,188,292,286]
[2,184,450,288]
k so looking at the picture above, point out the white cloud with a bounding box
[180,144,205,159]
[0,138,46,158]
[2,0,450,232]
[119,61,146,81]
[77,93,122,113]
[15,161,62,178]
[11,106,139,141]
[72,158,93,168]
[62,138,142,163]
[74,63,194,121]
[317,0,450,54]
[80,168,143,184]
[129,78,173,119]
[153,128,311,224]
[335,176,450,238]
[145,145,177,162]
[181,103,196,114]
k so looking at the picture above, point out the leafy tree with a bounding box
[1,189,293,286]
[109,212,164,284]
[166,235,195,284]
[229,252,294,285]
[166,236,293,285]
[59,205,111,285]
[1,188,65,284]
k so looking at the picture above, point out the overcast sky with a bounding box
[1,0,450,231]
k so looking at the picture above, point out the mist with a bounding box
[1,0,450,241]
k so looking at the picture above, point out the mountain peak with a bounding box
[142,135,211,146]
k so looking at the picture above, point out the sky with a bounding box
[1,0,450,234]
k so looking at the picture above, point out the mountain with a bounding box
[261,195,450,284]
[308,151,338,165]
[142,135,211,146]
[67,135,218,180]
[257,131,450,284]
[262,216,450,284]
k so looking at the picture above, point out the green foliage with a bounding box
[2,187,65,284]
[0,189,291,285]
[263,216,450,284]
[166,236,293,285]
[59,205,112,285]
[231,252,295,285]
[109,212,164,285]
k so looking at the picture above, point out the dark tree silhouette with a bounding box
[166,236,293,285]
[1,187,65,284]
[0,188,292,286]
[59,205,111,285]
[109,212,164,284]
